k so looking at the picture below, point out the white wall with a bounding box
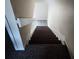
[33,1,48,20]
[48,0,74,59]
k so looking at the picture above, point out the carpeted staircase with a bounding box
[5,26,71,59]
[29,26,61,44]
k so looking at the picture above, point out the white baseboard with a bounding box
[48,25,66,45]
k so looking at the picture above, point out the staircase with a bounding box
[5,26,71,59]
[29,26,71,59]
[29,26,61,44]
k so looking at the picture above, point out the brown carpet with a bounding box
[5,26,71,59]
[29,26,61,44]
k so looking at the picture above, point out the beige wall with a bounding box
[20,24,31,47]
[11,0,34,18]
[48,0,74,59]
